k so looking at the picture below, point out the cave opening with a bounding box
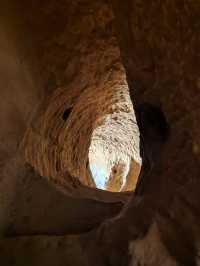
[82,86,142,193]
[87,102,170,193]
[1,0,199,264]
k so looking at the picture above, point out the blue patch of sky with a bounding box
[90,164,109,190]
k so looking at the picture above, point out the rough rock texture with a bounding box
[0,0,138,237]
[0,0,139,261]
[88,81,141,191]
[0,0,200,266]
[103,0,200,265]
[0,13,39,171]
[20,0,141,193]
[22,75,141,193]
[112,0,200,192]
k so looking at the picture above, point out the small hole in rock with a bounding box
[62,107,73,121]
[113,169,117,174]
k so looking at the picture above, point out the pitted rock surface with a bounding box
[21,1,141,192]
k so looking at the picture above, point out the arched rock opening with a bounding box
[88,84,141,192]
[1,0,200,265]
[22,68,141,195]
[19,0,141,196]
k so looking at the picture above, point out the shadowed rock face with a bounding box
[135,103,170,195]
[106,1,200,265]
[112,0,200,191]
[0,0,200,265]
[19,0,141,193]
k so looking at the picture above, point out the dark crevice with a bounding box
[62,107,73,121]
[135,103,170,195]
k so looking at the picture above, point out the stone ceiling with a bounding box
[0,0,200,265]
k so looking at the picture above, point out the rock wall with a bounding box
[112,0,200,194]
[1,0,200,265]
[20,0,141,193]
[102,1,200,265]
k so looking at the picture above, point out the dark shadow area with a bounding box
[62,107,73,121]
[135,103,170,195]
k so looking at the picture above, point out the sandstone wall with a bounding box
[20,0,141,193]
[1,0,200,265]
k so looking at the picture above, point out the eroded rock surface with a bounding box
[0,0,200,266]
[20,0,141,193]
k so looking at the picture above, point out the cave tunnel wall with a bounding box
[19,0,141,192]
[0,0,200,265]
[111,0,200,194]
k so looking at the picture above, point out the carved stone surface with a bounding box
[20,0,141,193]
[0,0,200,265]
